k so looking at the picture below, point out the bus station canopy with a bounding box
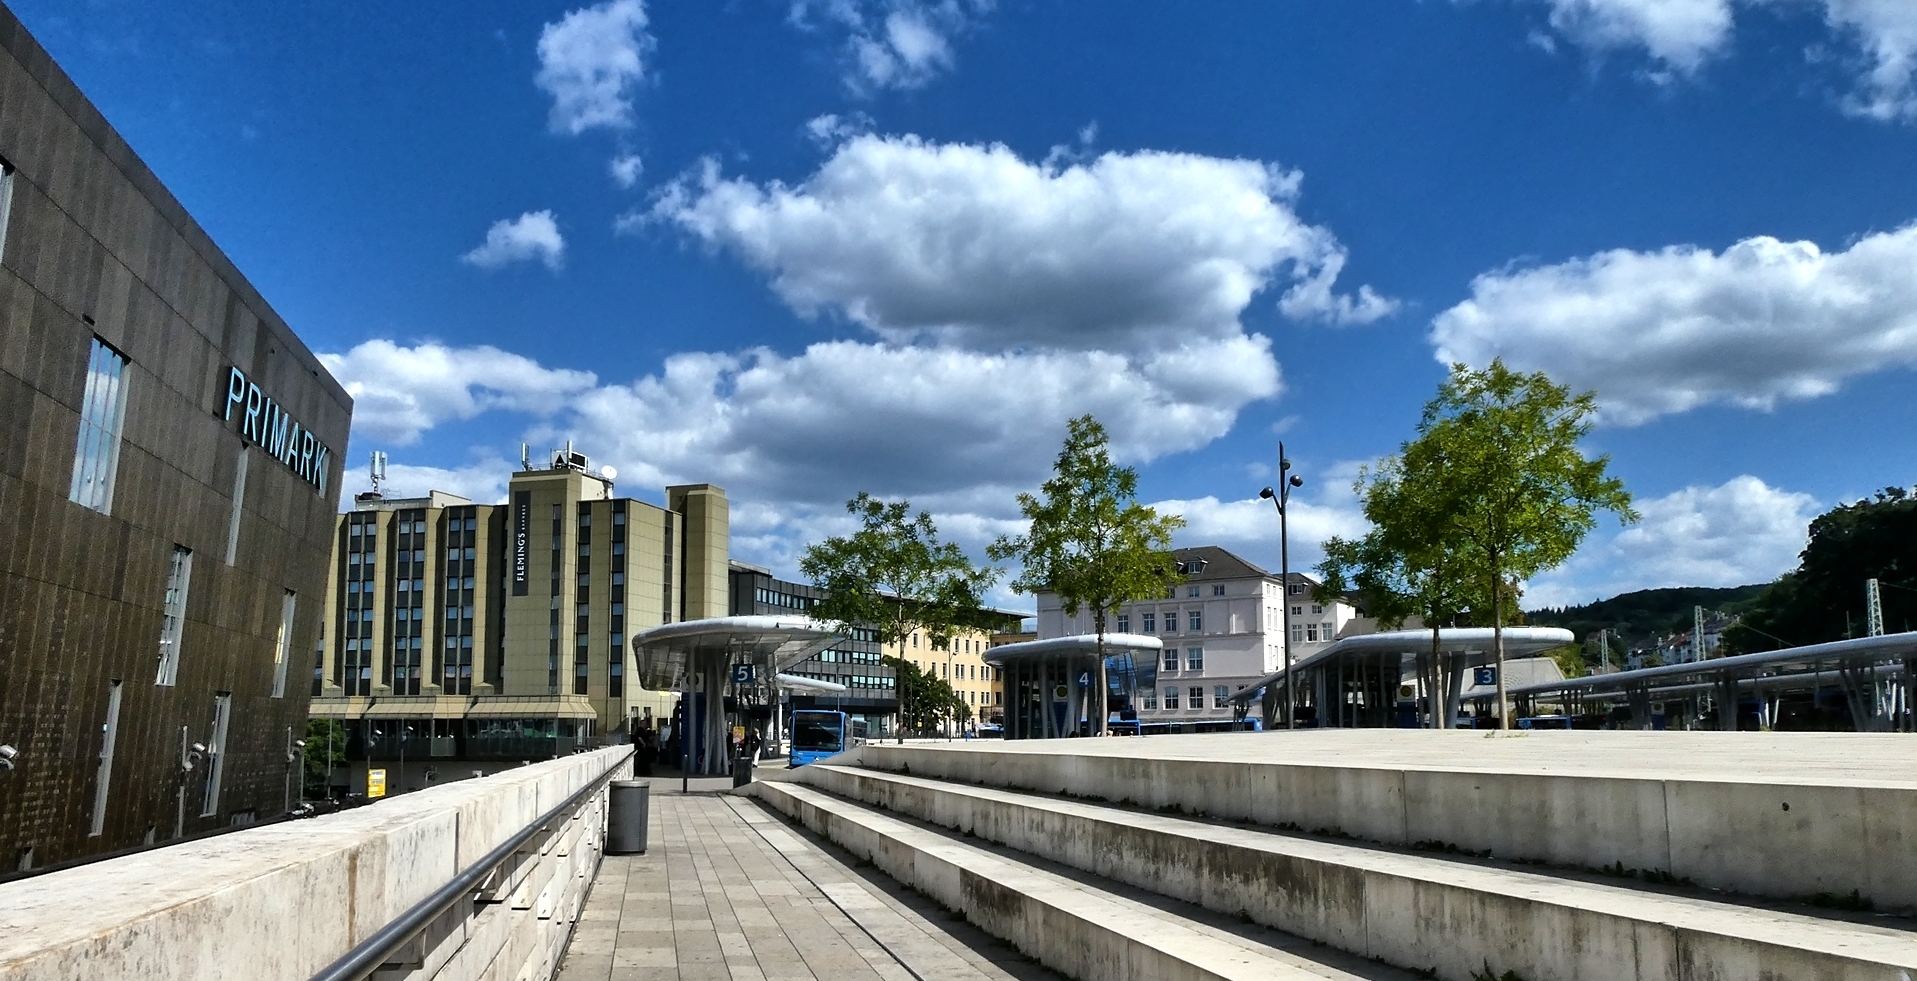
[631,615,842,692]
[1494,631,1917,702]
[983,632,1164,666]
[1225,626,1575,706]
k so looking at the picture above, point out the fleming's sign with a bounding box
[223,366,332,493]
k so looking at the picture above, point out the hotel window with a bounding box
[1214,685,1230,709]
[1163,687,1179,710]
[1188,610,1202,632]
[1163,648,1178,671]
[270,591,295,698]
[155,545,193,686]
[1189,687,1204,711]
[68,338,131,514]
[1187,646,1204,671]
[1116,614,1129,633]
[1141,612,1155,632]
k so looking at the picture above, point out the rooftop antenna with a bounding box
[369,451,387,495]
[521,442,530,471]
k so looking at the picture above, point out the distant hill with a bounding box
[1526,584,1770,643]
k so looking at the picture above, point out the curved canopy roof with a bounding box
[1496,631,1917,701]
[1226,626,1575,705]
[983,632,1164,666]
[631,615,843,691]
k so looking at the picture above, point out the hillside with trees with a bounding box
[1526,584,1769,644]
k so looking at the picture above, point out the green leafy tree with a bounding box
[1317,454,1490,727]
[802,493,998,741]
[989,415,1185,735]
[884,655,971,735]
[1410,360,1636,729]
[303,718,349,797]
[1724,487,1917,653]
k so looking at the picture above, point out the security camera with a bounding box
[0,744,16,771]
[192,742,207,755]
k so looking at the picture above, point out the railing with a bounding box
[310,745,630,981]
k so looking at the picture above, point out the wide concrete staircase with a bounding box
[746,737,1917,981]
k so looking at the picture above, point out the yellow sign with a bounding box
[732,725,746,742]
[367,768,387,798]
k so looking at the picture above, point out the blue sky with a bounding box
[19,0,1917,609]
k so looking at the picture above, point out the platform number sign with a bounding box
[1474,666,1497,687]
[1077,671,1092,688]
[731,664,756,685]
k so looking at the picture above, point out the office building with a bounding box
[1037,546,1359,723]
[0,5,351,870]
[308,454,727,796]
[726,562,898,734]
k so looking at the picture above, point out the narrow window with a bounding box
[1214,685,1230,709]
[90,680,123,837]
[1163,649,1178,672]
[201,692,232,817]
[271,591,296,698]
[1188,646,1204,671]
[68,338,132,513]
[1189,610,1202,632]
[156,546,193,686]
[1116,614,1129,633]
[0,158,13,263]
[1164,686,1180,710]
[224,449,249,565]
[1141,612,1155,632]
[1189,687,1204,711]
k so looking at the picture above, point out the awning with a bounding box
[463,697,601,720]
[362,696,476,719]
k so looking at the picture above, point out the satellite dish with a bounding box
[600,465,618,481]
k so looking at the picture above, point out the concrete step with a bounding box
[750,780,1430,981]
[789,762,1917,981]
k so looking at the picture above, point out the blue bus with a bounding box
[788,710,850,767]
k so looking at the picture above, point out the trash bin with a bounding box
[607,779,650,854]
[731,754,755,788]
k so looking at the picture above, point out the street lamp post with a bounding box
[1260,443,1305,730]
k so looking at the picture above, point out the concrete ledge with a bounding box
[752,781,1397,981]
[0,747,631,981]
[793,763,1917,981]
[860,731,1917,911]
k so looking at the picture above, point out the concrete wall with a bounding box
[0,746,631,981]
[857,742,1917,912]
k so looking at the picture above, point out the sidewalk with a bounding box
[555,785,1059,981]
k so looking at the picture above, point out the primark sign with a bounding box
[222,366,332,493]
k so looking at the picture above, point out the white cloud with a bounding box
[461,211,567,271]
[649,134,1395,350]
[1155,490,1372,577]
[1507,1,1917,119]
[609,153,644,188]
[535,0,651,135]
[789,0,991,92]
[1430,223,1917,424]
[804,112,873,148]
[338,457,515,506]
[1524,476,1816,607]
[320,339,599,445]
[1534,0,1734,74]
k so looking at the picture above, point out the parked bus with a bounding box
[789,710,850,767]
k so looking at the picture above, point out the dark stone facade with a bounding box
[0,5,350,871]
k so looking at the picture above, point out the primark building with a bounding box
[0,5,351,872]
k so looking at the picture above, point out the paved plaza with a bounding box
[554,780,1061,981]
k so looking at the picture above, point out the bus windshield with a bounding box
[791,714,844,753]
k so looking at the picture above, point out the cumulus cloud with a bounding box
[649,135,1396,349]
[609,153,644,188]
[1506,0,1917,118]
[536,0,651,135]
[804,112,874,148]
[1524,476,1816,607]
[320,340,599,445]
[1154,489,1372,577]
[462,211,567,271]
[1431,224,1917,424]
[789,0,991,93]
[338,457,515,505]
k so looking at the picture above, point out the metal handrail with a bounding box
[309,747,633,981]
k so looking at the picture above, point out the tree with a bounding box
[1409,360,1636,729]
[1317,454,1491,727]
[990,415,1185,735]
[802,493,998,741]
[1724,487,1917,653]
[303,718,349,797]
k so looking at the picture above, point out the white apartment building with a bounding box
[1036,546,1362,723]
